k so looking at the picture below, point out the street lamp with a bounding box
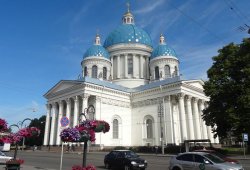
[8,124,20,160]
[78,105,95,168]
[21,118,32,150]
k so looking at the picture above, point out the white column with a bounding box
[111,56,113,79]
[117,55,120,78]
[193,98,201,139]
[165,96,173,144]
[56,101,63,145]
[43,104,51,146]
[132,54,136,78]
[146,57,149,79]
[200,101,208,139]
[207,126,214,143]
[49,103,57,145]
[81,94,89,121]
[95,97,101,144]
[186,96,195,139]
[73,96,79,127]
[178,93,187,142]
[66,98,71,127]
[125,54,128,78]
[140,55,143,78]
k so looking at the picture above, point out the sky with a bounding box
[0,0,249,128]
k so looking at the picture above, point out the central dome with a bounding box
[103,24,153,48]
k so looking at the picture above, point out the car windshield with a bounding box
[204,153,225,163]
[124,151,138,158]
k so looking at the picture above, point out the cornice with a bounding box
[150,57,179,65]
[132,82,182,98]
[106,43,153,53]
[102,97,130,108]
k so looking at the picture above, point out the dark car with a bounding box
[104,150,147,170]
[194,150,239,164]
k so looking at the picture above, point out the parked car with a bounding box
[169,152,244,170]
[0,151,13,164]
[104,150,147,170]
[194,149,239,164]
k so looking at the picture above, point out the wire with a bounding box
[166,1,225,44]
[224,0,250,24]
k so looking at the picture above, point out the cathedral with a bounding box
[43,5,219,147]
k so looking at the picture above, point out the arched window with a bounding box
[103,67,107,80]
[92,65,98,78]
[164,65,171,78]
[146,119,153,139]
[155,66,159,80]
[113,119,119,139]
[84,67,88,76]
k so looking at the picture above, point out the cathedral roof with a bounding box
[104,24,152,48]
[151,34,177,59]
[103,4,152,48]
[83,34,109,59]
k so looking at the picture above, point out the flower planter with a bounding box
[5,163,20,170]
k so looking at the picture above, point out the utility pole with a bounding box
[158,101,164,154]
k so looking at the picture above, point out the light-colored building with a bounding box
[43,6,219,147]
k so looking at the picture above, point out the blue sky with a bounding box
[0,0,249,127]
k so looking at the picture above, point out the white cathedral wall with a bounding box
[131,104,160,146]
[95,103,132,146]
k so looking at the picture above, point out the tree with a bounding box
[25,115,46,146]
[203,38,250,142]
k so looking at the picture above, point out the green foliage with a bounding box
[203,38,250,141]
[25,115,46,146]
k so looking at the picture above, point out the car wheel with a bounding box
[172,166,181,170]
[124,165,131,170]
[105,162,111,169]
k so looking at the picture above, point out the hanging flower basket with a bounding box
[93,120,110,133]
[0,118,8,132]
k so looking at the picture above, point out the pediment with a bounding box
[183,80,204,89]
[44,80,82,98]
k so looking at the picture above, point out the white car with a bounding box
[0,151,13,164]
[169,152,244,170]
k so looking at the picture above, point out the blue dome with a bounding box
[104,24,152,48]
[83,45,109,59]
[151,44,177,59]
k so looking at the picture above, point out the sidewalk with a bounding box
[0,165,56,170]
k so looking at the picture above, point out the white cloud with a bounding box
[134,0,165,14]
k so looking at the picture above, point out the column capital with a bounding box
[177,93,185,100]
[164,95,171,101]
[81,94,90,100]
[192,97,198,103]
[66,98,71,104]
[185,95,192,101]
[74,96,79,102]
[46,104,51,109]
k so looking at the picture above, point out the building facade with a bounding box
[43,6,219,147]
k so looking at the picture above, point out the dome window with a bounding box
[92,65,98,78]
[84,67,88,77]
[164,65,171,78]
[155,66,160,80]
[103,67,107,80]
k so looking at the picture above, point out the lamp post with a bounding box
[19,118,32,150]
[8,124,20,160]
[78,105,95,168]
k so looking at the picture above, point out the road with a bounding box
[5,151,250,170]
